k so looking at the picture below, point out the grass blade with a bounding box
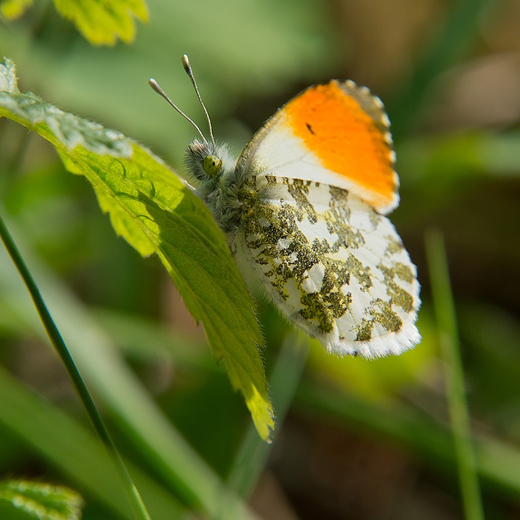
[425,228,484,520]
[295,380,520,498]
[0,364,187,519]
[0,210,152,520]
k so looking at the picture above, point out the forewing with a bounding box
[234,80,398,214]
[233,175,420,358]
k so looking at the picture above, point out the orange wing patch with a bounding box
[285,81,397,211]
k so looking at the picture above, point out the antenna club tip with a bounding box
[182,54,191,73]
[148,78,162,94]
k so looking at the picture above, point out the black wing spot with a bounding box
[306,123,315,135]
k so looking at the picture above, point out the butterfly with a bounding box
[150,55,420,358]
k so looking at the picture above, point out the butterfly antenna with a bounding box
[182,54,217,153]
[148,77,207,144]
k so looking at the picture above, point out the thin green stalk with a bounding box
[227,335,309,499]
[0,211,152,520]
[425,228,484,520]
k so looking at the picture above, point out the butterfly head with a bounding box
[185,138,233,184]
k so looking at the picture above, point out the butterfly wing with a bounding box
[233,175,420,358]
[234,79,399,215]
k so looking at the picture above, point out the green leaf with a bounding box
[0,480,83,520]
[0,58,18,93]
[0,57,274,440]
[0,221,259,519]
[0,0,32,20]
[52,0,148,46]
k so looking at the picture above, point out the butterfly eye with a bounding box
[203,155,222,176]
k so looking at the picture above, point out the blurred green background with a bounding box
[1,0,520,518]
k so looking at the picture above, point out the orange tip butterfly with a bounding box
[150,55,420,358]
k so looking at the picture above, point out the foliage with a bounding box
[0,57,273,441]
[0,480,83,520]
[1,0,147,45]
[1,0,520,518]
[52,0,148,45]
[0,0,32,20]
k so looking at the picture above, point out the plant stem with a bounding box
[0,211,152,520]
[425,228,484,520]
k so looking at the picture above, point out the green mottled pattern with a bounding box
[234,175,419,350]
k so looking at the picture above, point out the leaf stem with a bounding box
[425,228,484,520]
[0,211,151,520]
